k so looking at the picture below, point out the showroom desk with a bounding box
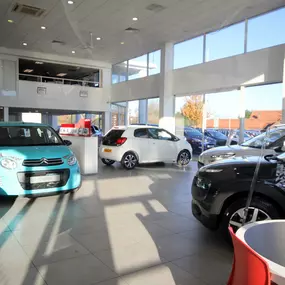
[65,136,98,175]
[237,220,285,285]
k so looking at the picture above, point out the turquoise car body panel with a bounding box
[0,122,81,196]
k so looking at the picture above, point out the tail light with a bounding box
[116,137,127,146]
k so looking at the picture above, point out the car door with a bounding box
[132,128,153,163]
[148,128,177,162]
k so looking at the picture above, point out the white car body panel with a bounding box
[99,126,193,164]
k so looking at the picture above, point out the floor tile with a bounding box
[172,250,232,285]
[22,233,90,266]
[121,262,207,285]
[94,278,128,285]
[38,254,117,285]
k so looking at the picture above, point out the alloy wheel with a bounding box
[124,154,137,169]
[229,207,271,232]
[179,151,190,166]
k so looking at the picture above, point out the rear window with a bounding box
[134,128,148,138]
[102,129,125,146]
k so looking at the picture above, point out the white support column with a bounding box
[139,99,148,124]
[282,51,285,124]
[159,42,175,133]
[239,86,245,144]
[103,110,111,134]
[4,107,9,122]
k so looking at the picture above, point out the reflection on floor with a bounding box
[0,161,232,285]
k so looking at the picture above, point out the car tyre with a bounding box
[177,150,191,166]
[101,158,115,166]
[220,197,280,242]
[121,152,138,170]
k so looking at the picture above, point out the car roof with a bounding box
[0,121,50,127]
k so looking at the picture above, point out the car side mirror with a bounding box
[273,146,282,153]
[63,140,72,146]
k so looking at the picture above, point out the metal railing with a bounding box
[19,73,100,88]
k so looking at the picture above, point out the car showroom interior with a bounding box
[0,0,285,284]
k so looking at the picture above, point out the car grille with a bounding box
[22,158,63,167]
[17,169,70,190]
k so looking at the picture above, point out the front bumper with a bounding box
[0,164,81,196]
[192,199,219,230]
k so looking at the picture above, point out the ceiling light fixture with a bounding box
[132,17,138,21]
[96,37,101,40]
[120,42,125,45]
[67,0,74,4]
[23,42,28,46]
[35,61,43,64]
[57,73,67,77]
[72,50,75,54]
[23,69,33,73]
[8,19,14,23]
[41,26,46,30]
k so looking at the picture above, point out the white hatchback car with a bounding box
[99,125,193,169]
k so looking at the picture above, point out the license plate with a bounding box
[30,174,60,184]
[104,149,112,153]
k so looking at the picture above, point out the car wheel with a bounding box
[121,152,138,170]
[220,197,280,241]
[101,158,115,166]
[177,150,191,166]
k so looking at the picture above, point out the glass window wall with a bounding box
[128,55,147,80]
[148,50,161,75]
[147,98,160,124]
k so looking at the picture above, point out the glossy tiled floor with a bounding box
[0,161,232,285]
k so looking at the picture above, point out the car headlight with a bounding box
[67,155,77,166]
[211,152,235,159]
[1,158,17,169]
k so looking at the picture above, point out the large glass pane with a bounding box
[111,104,119,126]
[112,61,127,84]
[206,22,245,62]
[147,98,160,124]
[247,7,285,52]
[128,55,147,80]
[174,36,203,69]
[148,50,161,75]
[244,83,282,132]
[128,100,139,124]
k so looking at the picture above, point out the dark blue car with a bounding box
[184,128,216,153]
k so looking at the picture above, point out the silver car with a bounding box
[198,127,285,167]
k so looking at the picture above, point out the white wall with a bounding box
[111,74,160,102]
[110,44,285,102]
[1,81,109,112]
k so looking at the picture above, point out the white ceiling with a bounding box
[0,0,284,64]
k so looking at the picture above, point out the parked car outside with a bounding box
[204,129,238,146]
[246,130,261,138]
[0,122,81,196]
[184,127,216,154]
[99,125,193,169]
[192,152,285,240]
[91,125,103,145]
[198,127,285,167]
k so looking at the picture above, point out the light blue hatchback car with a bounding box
[0,122,81,196]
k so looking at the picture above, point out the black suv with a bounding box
[192,153,285,239]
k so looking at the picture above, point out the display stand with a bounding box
[59,119,98,175]
[67,136,98,175]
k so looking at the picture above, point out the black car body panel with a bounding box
[191,156,285,230]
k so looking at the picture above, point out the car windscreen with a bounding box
[102,129,125,145]
[0,126,63,147]
[241,129,285,148]
[207,130,227,140]
[184,129,202,138]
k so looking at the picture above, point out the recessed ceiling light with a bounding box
[132,17,138,21]
[8,19,14,23]
[41,26,46,30]
[57,73,67,77]
[120,42,125,45]
[35,61,43,64]
[67,0,74,4]
[72,50,75,54]
[23,69,33,73]
[96,37,101,41]
[23,42,28,46]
